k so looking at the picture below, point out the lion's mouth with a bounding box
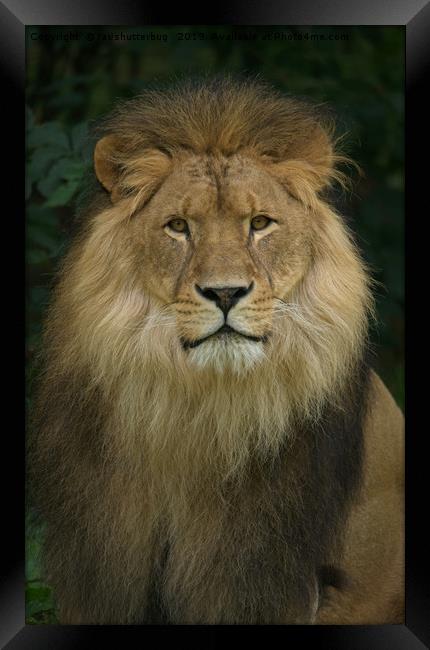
[181,324,268,350]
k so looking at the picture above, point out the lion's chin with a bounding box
[186,335,266,375]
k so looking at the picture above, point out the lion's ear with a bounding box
[269,125,348,207]
[292,126,336,190]
[94,135,123,202]
[94,136,172,207]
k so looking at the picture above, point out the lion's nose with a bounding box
[195,283,254,317]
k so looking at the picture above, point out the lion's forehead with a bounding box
[167,154,279,220]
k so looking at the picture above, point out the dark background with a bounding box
[25,25,404,623]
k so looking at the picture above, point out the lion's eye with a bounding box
[166,218,189,234]
[250,215,272,231]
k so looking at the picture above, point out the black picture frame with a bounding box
[5,1,427,647]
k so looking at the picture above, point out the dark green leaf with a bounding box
[27,122,69,151]
[71,122,89,153]
[62,160,86,182]
[27,249,49,265]
[36,159,75,197]
[27,225,60,253]
[44,179,80,207]
[28,147,63,182]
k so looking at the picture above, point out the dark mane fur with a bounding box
[98,75,337,160]
[30,353,370,624]
[145,356,370,624]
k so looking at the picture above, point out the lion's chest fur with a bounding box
[95,400,362,625]
[136,452,321,624]
[137,372,368,624]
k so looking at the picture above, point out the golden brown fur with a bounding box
[29,78,404,624]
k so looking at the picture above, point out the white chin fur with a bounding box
[186,336,266,374]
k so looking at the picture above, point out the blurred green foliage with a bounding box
[25,25,404,623]
[25,511,58,624]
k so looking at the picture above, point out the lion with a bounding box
[29,77,404,625]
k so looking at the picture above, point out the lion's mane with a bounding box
[29,78,374,624]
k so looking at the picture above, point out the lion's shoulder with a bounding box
[362,369,404,493]
[316,371,404,624]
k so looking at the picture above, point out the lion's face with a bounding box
[125,151,312,371]
[83,80,370,385]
